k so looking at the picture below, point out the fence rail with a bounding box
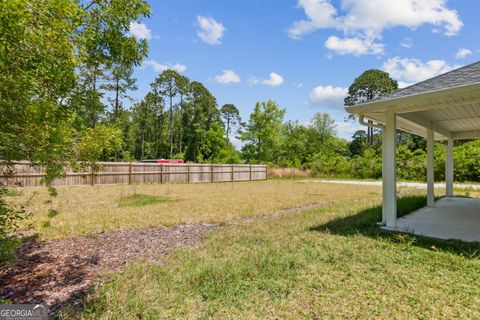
[1,161,267,187]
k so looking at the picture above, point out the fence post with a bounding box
[231,164,234,182]
[249,164,252,181]
[90,164,95,186]
[187,163,190,183]
[161,164,164,184]
[265,165,268,180]
[211,164,214,182]
[128,162,132,184]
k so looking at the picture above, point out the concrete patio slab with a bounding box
[384,197,480,242]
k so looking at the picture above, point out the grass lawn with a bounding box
[53,185,478,319]
[11,180,391,240]
[7,180,480,318]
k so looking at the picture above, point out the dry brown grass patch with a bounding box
[11,180,390,240]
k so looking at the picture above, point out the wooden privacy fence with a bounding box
[1,161,268,187]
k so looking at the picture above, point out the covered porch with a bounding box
[346,61,480,242]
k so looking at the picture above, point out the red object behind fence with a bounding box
[139,159,184,164]
[155,159,184,164]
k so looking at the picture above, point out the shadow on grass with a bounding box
[310,195,480,259]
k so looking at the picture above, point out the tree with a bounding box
[73,0,150,129]
[102,66,138,122]
[151,70,190,158]
[0,0,151,261]
[184,81,222,162]
[0,0,82,182]
[344,69,398,145]
[311,113,336,145]
[279,121,313,167]
[77,124,123,171]
[349,130,368,157]
[241,101,286,164]
[220,104,241,140]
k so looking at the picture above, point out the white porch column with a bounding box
[384,111,397,228]
[445,139,454,197]
[381,132,387,225]
[426,127,435,207]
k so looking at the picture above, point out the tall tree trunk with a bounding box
[114,75,120,161]
[141,130,145,160]
[114,75,119,120]
[92,72,97,128]
[226,117,230,140]
[169,95,173,158]
[179,94,183,153]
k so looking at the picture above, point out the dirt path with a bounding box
[0,201,328,314]
[0,224,216,312]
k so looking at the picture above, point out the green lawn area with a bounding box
[66,191,480,319]
[11,180,388,240]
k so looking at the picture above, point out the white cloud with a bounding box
[400,37,413,48]
[334,120,364,140]
[309,85,348,109]
[196,16,226,45]
[248,76,261,85]
[214,70,241,84]
[249,73,285,87]
[261,72,284,87]
[288,0,340,39]
[129,22,152,40]
[382,57,458,83]
[143,60,187,73]
[455,48,472,59]
[325,36,384,55]
[289,0,462,55]
[398,81,415,89]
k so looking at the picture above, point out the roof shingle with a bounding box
[374,60,480,102]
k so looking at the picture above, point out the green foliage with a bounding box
[351,148,383,179]
[220,104,242,140]
[47,209,59,218]
[0,0,152,263]
[211,147,241,164]
[278,121,313,167]
[311,112,336,145]
[77,124,123,169]
[4,189,22,197]
[349,130,368,157]
[453,140,480,181]
[119,194,170,207]
[241,101,286,164]
[0,190,29,263]
[396,146,427,181]
[344,69,399,106]
[345,69,398,145]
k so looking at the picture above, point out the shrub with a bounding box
[0,190,30,264]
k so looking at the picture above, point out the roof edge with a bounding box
[345,82,480,114]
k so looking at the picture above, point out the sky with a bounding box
[128,0,480,141]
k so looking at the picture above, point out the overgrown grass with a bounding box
[118,194,170,207]
[4,189,22,197]
[71,195,480,319]
[11,181,398,240]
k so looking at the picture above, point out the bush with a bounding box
[0,190,29,264]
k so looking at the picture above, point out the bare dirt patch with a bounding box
[0,224,216,312]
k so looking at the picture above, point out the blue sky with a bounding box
[128,0,479,141]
